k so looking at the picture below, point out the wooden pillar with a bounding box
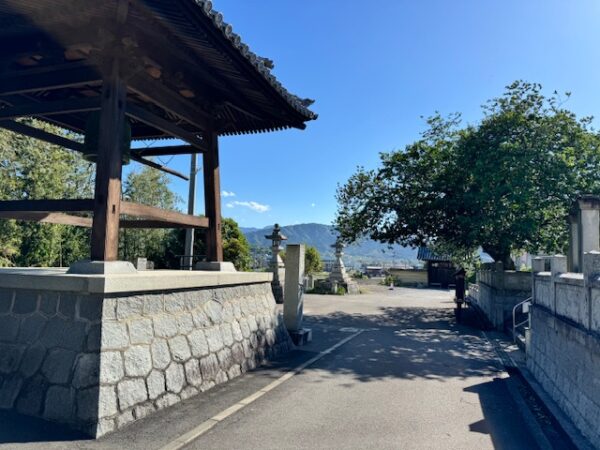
[203,131,223,262]
[90,61,126,261]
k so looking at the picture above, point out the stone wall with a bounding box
[388,268,427,286]
[528,255,600,447]
[472,264,531,329]
[0,270,291,437]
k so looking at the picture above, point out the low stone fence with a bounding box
[528,255,600,447]
[0,269,292,437]
[471,264,531,329]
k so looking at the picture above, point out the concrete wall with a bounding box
[388,268,427,286]
[472,265,531,329]
[0,270,291,437]
[528,255,600,447]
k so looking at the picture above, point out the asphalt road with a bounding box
[187,286,541,450]
[0,285,544,450]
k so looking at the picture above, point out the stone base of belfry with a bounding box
[0,268,293,438]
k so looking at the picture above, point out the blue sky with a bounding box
[130,0,600,229]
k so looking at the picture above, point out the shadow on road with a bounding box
[303,305,501,383]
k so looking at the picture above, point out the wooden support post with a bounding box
[90,62,126,261]
[203,131,223,262]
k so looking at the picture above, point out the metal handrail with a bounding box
[512,296,532,343]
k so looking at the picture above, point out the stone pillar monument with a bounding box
[327,239,359,295]
[284,244,312,345]
[577,195,600,273]
[265,224,287,304]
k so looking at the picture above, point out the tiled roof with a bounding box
[193,0,317,122]
[417,247,451,262]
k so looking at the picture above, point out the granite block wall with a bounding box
[528,261,600,447]
[0,282,292,437]
[473,269,531,329]
[527,306,600,447]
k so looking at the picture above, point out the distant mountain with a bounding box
[241,223,418,268]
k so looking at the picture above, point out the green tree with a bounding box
[0,119,94,266]
[162,218,252,271]
[222,218,252,271]
[120,165,180,265]
[304,245,323,274]
[335,81,600,268]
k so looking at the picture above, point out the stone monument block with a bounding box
[283,245,312,345]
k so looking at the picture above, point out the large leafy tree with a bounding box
[335,81,600,268]
[0,119,94,267]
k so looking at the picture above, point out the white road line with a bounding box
[159,330,364,450]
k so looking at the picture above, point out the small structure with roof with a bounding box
[417,247,456,288]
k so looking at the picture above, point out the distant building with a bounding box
[417,247,456,288]
[362,265,385,277]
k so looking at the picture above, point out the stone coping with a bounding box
[535,272,586,286]
[557,273,585,286]
[0,268,273,294]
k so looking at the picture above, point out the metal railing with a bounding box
[512,296,532,343]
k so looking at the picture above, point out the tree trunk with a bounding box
[483,247,516,270]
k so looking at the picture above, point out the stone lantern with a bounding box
[327,238,359,295]
[265,223,287,303]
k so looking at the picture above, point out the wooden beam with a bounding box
[0,211,92,227]
[1,93,87,133]
[125,103,207,151]
[203,131,223,262]
[132,145,202,157]
[0,121,84,152]
[0,122,188,184]
[90,61,126,261]
[0,63,101,96]
[121,201,209,228]
[130,154,189,181]
[128,73,211,132]
[120,219,207,229]
[0,211,208,230]
[0,199,94,212]
[0,96,100,120]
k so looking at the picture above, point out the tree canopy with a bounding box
[0,119,94,267]
[335,81,600,267]
[304,245,323,274]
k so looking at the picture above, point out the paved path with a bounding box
[186,286,540,450]
[0,286,544,449]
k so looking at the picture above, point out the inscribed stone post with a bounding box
[283,245,312,345]
[284,244,304,332]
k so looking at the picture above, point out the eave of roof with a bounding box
[190,0,317,122]
[417,247,451,262]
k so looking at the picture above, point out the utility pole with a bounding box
[183,153,197,270]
